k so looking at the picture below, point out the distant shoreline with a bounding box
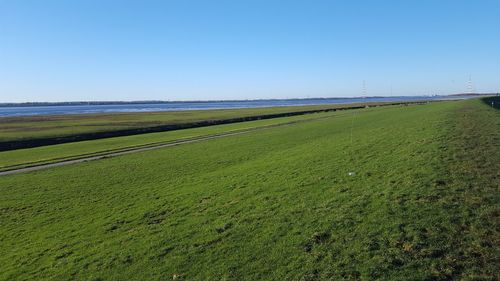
[0,93,493,107]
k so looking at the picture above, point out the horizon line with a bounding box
[1,92,494,105]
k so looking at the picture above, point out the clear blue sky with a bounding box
[1,0,499,102]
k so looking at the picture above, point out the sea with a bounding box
[0,96,469,117]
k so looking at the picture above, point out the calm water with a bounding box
[0,96,466,117]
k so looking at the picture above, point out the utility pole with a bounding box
[468,75,474,94]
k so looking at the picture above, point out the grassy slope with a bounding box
[0,99,498,280]
[0,111,341,170]
[0,103,374,142]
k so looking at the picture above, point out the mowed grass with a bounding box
[0,103,375,142]
[0,98,498,280]
[0,110,341,171]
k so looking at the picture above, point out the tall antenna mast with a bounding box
[362,80,366,96]
[468,75,474,94]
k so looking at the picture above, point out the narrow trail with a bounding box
[0,113,341,176]
[0,130,253,176]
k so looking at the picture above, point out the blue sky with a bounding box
[1,0,499,102]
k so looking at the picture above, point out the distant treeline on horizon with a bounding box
[0,93,495,107]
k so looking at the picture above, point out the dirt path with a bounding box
[0,130,256,176]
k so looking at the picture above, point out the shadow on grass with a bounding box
[481,96,500,110]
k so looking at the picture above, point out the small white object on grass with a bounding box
[348,172,356,176]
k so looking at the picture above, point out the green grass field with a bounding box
[0,98,498,280]
[0,110,346,171]
[0,103,377,142]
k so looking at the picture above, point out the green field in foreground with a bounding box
[0,103,374,142]
[0,98,498,280]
